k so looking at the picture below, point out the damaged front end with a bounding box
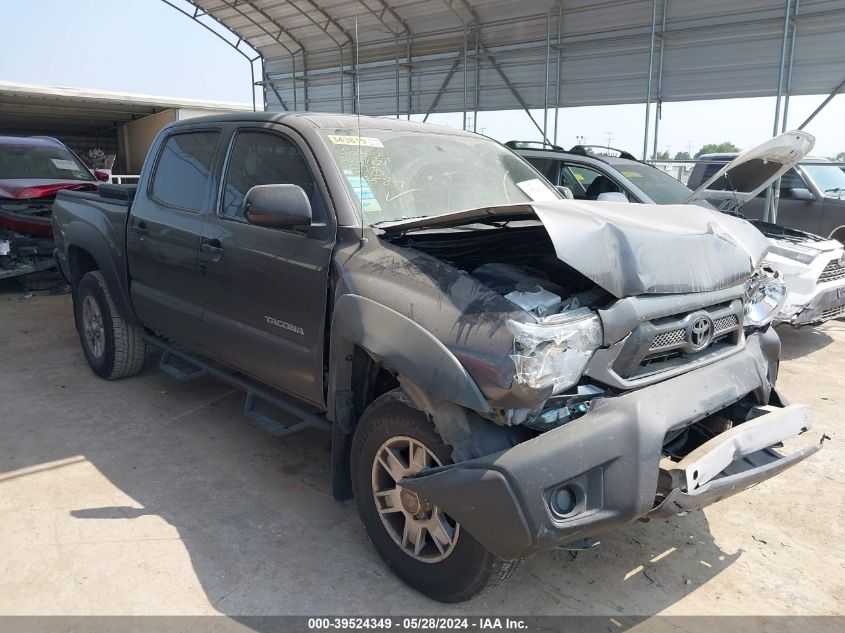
[0,228,57,284]
[373,199,821,561]
[399,329,822,561]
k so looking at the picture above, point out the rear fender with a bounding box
[61,220,138,325]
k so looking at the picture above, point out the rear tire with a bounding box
[74,271,145,379]
[351,390,521,602]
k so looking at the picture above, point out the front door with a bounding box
[127,129,221,345]
[199,127,335,407]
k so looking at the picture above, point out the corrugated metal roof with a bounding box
[192,0,845,117]
[0,80,252,135]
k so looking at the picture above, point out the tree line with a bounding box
[653,145,845,162]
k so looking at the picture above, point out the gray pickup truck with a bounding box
[51,112,821,602]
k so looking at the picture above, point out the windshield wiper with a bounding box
[370,215,430,227]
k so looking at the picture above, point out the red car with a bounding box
[1,136,109,288]
[0,136,109,237]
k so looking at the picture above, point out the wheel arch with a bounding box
[64,230,139,326]
[327,294,493,500]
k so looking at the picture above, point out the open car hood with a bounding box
[685,131,815,205]
[379,199,771,298]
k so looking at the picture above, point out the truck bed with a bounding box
[51,186,136,307]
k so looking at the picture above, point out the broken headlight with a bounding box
[507,308,603,394]
[744,267,787,328]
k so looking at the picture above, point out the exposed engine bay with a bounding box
[389,223,613,316]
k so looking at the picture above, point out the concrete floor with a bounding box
[0,281,842,616]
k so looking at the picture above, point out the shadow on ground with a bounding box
[0,286,740,623]
[776,323,837,360]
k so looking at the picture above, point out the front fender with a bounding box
[328,294,490,417]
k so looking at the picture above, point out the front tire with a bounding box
[351,390,520,602]
[74,271,146,379]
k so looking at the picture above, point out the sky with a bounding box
[2,0,845,159]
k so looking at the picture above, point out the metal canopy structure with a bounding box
[0,81,250,137]
[186,0,845,153]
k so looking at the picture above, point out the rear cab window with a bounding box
[150,131,220,211]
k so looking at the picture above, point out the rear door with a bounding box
[198,126,335,407]
[127,128,221,345]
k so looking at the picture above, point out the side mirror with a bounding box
[93,170,111,182]
[596,191,629,203]
[243,184,312,231]
[556,186,574,200]
[787,187,814,201]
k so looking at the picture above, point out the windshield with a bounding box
[604,158,695,204]
[317,128,561,225]
[802,164,845,198]
[0,144,93,181]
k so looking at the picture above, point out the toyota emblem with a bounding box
[687,314,714,352]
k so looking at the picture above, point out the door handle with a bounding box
[200,238,224,261]
[131,221,148,235]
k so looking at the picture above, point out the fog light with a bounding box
[550,484,580,518]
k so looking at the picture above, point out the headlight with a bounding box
[767,244,816,265]
[744,267,787,327]
[506,308,603,394]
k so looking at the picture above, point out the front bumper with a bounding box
[400,330,821,561]
[784,281,845,326]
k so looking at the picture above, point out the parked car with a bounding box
[0,135,108,287]
[52,113,820,602]
[513,132,845,327]
[688,153,845,243]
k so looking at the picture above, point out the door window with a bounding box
[221,131,326,222]
[150,131,219,211]
[778,169,810,198]
[561,163,626,200]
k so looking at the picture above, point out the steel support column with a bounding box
[537,1,552,145]
[642,0,658,160]
[652,0,668,160]
[781,0,801,132]
[554,1,563,145]
[765,0,793,223]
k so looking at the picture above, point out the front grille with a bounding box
[614,300,744,380]
[818,259,845,284]
[821,304,845,320]
[650,329,685,349]
[713,314,739,333]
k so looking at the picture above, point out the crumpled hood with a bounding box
[531,199,771,297]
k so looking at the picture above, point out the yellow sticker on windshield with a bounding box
[328,135,384,148]
[621,171,641,178]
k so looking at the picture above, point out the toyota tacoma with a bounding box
[51,113,821,602]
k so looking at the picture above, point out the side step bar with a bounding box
[145,335,331,437]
